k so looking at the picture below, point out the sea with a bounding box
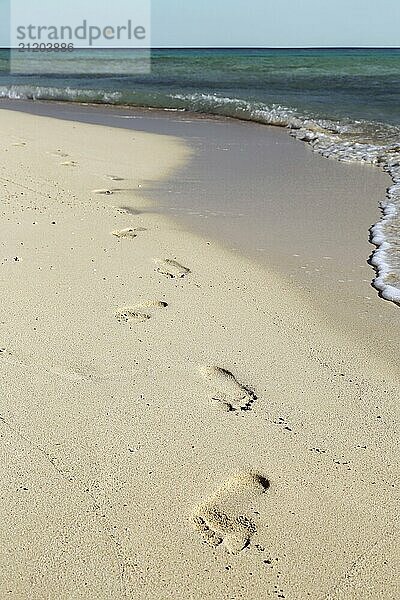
[0,47,399,302]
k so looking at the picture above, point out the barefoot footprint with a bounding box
[115,310,150,324]
[50,150,69,158]
[112,227,147,239]
[92,189,113,195]
[192,471,269,554]
[105,175,124,181]
[154,259,190,279]
[199,366,257,411]
[115,300,167,324]
[117,206,141,216]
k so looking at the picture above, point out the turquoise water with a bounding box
[1,48,400,302]
[1,48,400,128]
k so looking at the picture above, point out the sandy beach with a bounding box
[0,107,399,599]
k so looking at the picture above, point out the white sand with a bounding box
[0,109,398,599]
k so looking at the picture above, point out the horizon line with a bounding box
[2,46,400,51]
[150,46,400,50]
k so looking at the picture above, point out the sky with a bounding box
[1,0,400,48]
[151,0,400,47]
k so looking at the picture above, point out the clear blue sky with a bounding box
[1,0,399,48]
[152,0,400,47]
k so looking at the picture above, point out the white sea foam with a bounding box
[171,93,400,304]
[0,84,122,104]
[289,128,400,304]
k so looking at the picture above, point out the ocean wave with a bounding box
[1,84,399,303]
[0,84,123,104]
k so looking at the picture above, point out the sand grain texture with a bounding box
[0,108,398,600]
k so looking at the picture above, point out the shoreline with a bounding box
[1,48,400,304]
[0,99,397,367]
[0,107,398,599]
[0,97,398,306]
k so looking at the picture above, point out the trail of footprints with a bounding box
[3,161,267,562]
[107,183,268,559]
[3,170,266,565]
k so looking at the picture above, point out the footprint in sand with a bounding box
[115,300,168,324]
[199,366,257,412]
[49,150,69,158]
[112,226,147,239]
[192,471,269,554]
[154,259,190,279]
[61,160,77,167]
[95,187,138,196]
[92,188,114,195]
[117,206,141,216]
[105,175,124,181]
